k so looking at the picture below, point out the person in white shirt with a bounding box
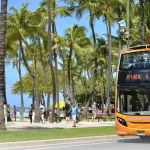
[4,104,7,125]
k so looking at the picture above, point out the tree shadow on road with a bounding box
[117,137,150,144]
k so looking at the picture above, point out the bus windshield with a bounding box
[120,51,150,70]
[118,90,150,115]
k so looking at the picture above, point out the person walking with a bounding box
[28,104,33,123]
[4,104,7,125]
[65,109,70,123]
[92,102,97,122]
[41,106,46,123]
[7,104,11,121]
[43,106,47,121]
[13,105,17,121]
[71,103,78,127]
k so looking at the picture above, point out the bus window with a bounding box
[120,94,125,112]
[118,91,150,115]
[120,51,150,70]
[127,95,132,112]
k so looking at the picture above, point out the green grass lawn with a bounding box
[0,126,116,143]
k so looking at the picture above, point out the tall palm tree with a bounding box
[41,0,71,113]
[48,0,56,123]
[97,0,123,106]
[65,0,99,103]
[52,34,68,103]
[7,3,41,122]
[5,40,24,120]
[0,0,8,130]
[64,24,90,102]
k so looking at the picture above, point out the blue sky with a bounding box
[6,0,118,107]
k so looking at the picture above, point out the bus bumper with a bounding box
[116,120,150,136]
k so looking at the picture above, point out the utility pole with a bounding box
[127,0,130,47]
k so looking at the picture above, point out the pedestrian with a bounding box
[92,102,96,122]
[13,105,17,121]
[65,109,70,123]
[41,106,46,123]
[75,103,80,123]
[43,106,47,121]
[28,104,33,123]
[7,104,11,121]
[54,108,57,123]
[71,103,78,127]
[4,104,7,125]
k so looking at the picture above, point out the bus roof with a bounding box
[122,44,150,54]
[127,45,150,50]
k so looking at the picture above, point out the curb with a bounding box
[0,135,118,145]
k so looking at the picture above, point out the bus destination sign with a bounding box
[118,70,150,85]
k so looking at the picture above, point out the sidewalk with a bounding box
[6,120,115,131]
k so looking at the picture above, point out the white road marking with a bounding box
[20,141,117,150]
[0,139,117,150]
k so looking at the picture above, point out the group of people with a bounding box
[28,102,79,127]
[91,102,114,122]
[3,102,80,128]
[4,104,17,125]
[91,102,103,121]
[64,102,79,127]
[28,104,47,124]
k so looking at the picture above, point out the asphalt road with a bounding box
[0,136,150,150]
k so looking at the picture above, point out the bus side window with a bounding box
[126,95,132,112]
[146,58,150,68]
[120,95,125,112]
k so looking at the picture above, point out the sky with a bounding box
[6,0,119,107]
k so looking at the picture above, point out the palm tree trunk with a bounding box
[17,44,24,121]
[139,0,145,45]
[89,10,97,79]
[84,56,88,103]
[106,21,112,107]
[54,49,60,115]
[47,93,50,120]
[72,77,75,102]
[89,10,97,101]
[102,69,106,102]
[83,63,94,116]
[34,58,40,123]
[60,49,67,103]
[0,0,8,130]
[52,22,59,114]
[68,46,73,102]
[38,36,51,100]
[48,0,56,123]
[20,39,40,122]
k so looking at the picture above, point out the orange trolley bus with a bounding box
[115,44,150,138]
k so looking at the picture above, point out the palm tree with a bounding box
[41,0,71,114]
[65,0,99,103]
[0,0,8,130]
[7,3,41,122]
[52,34,68,103]
[5,40,24,121]
[48,0,56,123]
[64,24,90,102]
[95,0,124,106]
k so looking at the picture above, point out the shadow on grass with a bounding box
[7,127,64,131]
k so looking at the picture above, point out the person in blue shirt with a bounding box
[71,103,78,127]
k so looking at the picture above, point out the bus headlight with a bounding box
[117,117,128,127]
